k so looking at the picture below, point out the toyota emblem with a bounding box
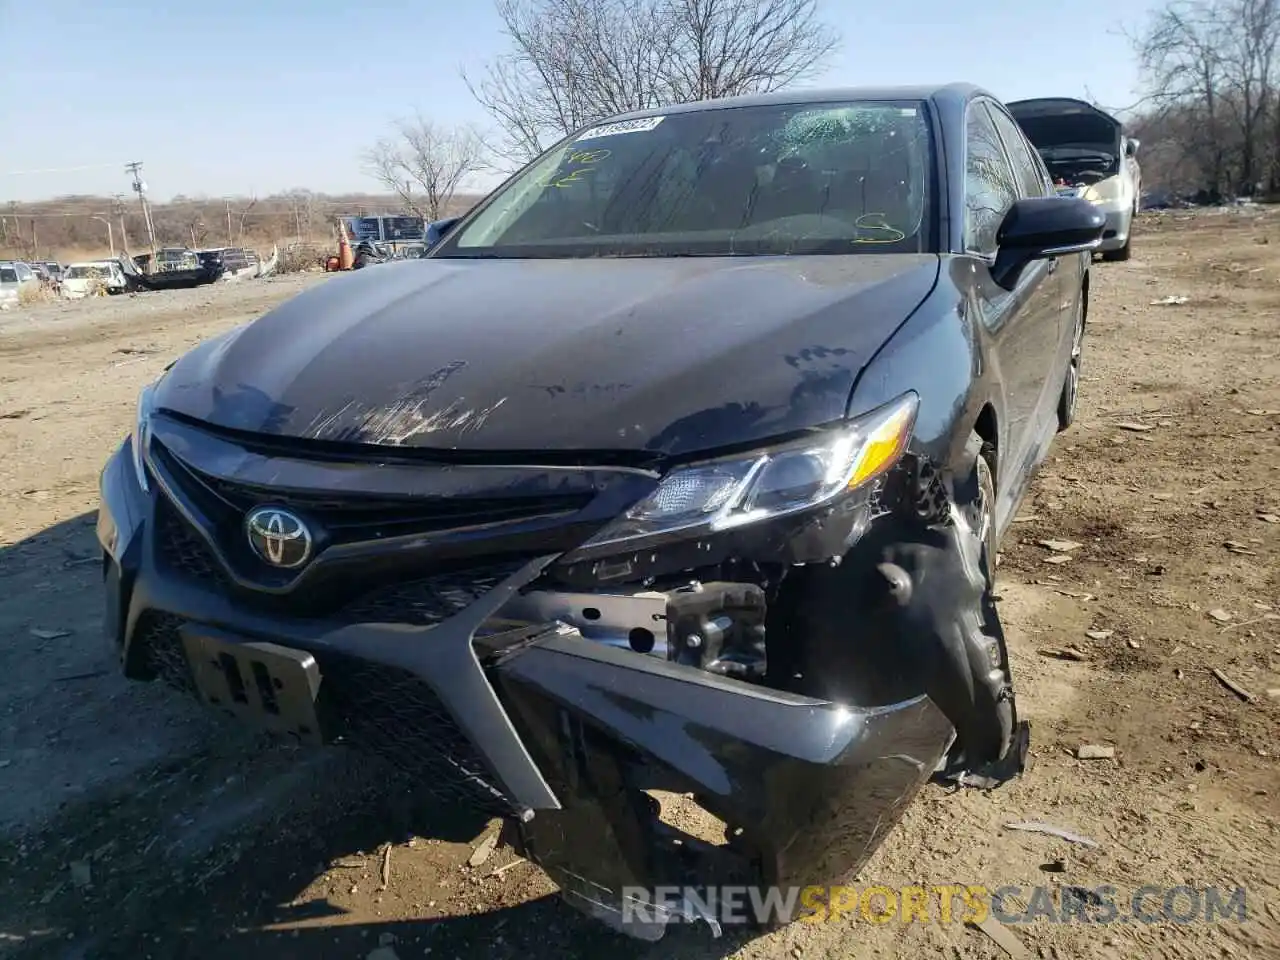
[245,506,313,569]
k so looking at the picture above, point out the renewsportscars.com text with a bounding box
[619,883,1249,927]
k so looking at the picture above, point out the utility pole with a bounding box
[112,194,130,252]
[89,215,115,255]
[226,198,233,247]
[125,161,158,265]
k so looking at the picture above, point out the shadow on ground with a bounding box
[25,770,750,960]
[0,511,222,832]
[0,515,749,960]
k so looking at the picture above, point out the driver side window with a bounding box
[988,105,1050,199]
[964,103,1020,257]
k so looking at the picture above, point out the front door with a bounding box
[961,100,1063,498]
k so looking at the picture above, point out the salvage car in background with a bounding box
[196,246,257,278]
[0,260,41,307]
[1009,97,1141,261]
[61,260,128,298]
[352,239,394,268]
[98,83,1104,940]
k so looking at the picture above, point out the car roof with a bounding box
[597,82,991,123]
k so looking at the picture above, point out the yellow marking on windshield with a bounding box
[536,148,613,188]
[567,149,611,164]
[852,213,907,244]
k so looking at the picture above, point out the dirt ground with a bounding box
[0,216,1277,960]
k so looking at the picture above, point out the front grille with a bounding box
[338,560,525,626]
[315,650,510,812]
[153,444,593,544]
[154,492,527,623]
[130,612,511,812]
[134,610,197,693]
[155,498,227,586]
[149,439,586,598]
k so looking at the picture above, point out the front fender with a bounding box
[846,279,1004,475]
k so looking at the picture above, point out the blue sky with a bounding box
[0,0,1160,202]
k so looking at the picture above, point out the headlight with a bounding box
[131,382,157,493]
[1082,176,1125,206]
[575,391,919,555]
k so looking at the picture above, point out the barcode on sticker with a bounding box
[576,116,665,140]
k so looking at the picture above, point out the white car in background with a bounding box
[0,261,42,308]
[61,260,128,298]
[1009,97,1142,262]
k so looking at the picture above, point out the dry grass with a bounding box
[80,276,108,298]
[17,284,52,306]
[275,242,330,275]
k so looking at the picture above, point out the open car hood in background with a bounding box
[1007,97,1123,154]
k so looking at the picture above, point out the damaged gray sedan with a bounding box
[96,83,1105,939]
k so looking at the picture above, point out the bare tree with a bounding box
[465,0,838,164]
[1131,0,1280,196]
[363,116,488,221]
[1132,0,1229,192]
[664,0,837,101]
[1219,0,1280,188]
[280,188,320,238]
[185,216,209,248]
[237,196,259,244]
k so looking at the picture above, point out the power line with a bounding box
[1,163,125,177]
[2,211,114,219]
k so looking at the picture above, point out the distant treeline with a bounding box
[0,190,484,260]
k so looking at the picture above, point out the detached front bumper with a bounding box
[97,439,955,934]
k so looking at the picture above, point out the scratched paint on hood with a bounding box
[302,360,507,446]
[154,255,941,458]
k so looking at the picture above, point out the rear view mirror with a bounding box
[1125,139,1140,157]
[992,197,1105,289]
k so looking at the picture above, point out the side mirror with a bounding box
[1125,138,1140,157]
[991,197,1105,290]
[424,216,462,252]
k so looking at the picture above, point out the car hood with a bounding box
[1008,97,1123,155]
[156,255,940,460]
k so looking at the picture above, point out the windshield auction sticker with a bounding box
[575,116,665,140]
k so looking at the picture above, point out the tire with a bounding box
[1057,289,1086,431]
[1101,237,1131,262]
